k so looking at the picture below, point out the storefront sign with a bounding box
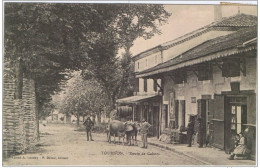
[191,97,196,103]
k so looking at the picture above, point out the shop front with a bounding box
[116,95,161,138]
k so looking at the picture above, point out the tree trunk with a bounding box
[97,110,101,124]
[76,113,80,126]
[35,83,40,141]
[111,93,116,109]
[14,58,23,99]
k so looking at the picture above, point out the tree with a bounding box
[81,4,171,111]
[4,3,171,135]
[60,72,108,126]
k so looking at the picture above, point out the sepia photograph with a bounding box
[2,1,257,166]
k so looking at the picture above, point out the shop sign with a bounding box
[191,97,196,103]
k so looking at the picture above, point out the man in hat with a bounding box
[140,119,151,149]
[187,119,195,147]
[83,117,94,141]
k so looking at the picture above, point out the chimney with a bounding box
[214,5,222,22]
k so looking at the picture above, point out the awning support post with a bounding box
[153,78,163,91]
[132,104,135,122]
[192,71,199,78]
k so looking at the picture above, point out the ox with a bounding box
[107,120,133,144]
[125,122,141,146]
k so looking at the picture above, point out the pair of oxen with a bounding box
[106,120,141,145]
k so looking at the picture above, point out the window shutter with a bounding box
[153,80,157,92]
[144,78,147,92]
[180,100,186,127]
[134,78,139,92]
[229,58,240,77]
[175,100,179,128]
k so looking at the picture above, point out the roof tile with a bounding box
[137,26,257,75]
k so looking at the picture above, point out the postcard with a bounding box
[3,1,257,166]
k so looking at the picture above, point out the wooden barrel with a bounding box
[118,106,132,117]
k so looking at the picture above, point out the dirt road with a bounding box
[4,123,206,166]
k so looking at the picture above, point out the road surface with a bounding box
[4,123,206,166]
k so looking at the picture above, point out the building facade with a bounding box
[117,13,257,159]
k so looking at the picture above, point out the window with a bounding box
[144,78,147,92]
[222,58,241,77]
[198,65,213,81]
[231,105,247,134]
[137,62,139,69]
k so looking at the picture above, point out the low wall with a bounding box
[3,78,37,157]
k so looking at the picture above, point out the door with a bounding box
[225,96,247,153]
[152,106,159,137]
[211,94,225,149]
[179,100,186,128]
[175,100,185,129]
[197,99,207,145]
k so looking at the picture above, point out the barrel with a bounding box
[117,106,132,117]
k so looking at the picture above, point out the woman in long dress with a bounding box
[229,132,250,160]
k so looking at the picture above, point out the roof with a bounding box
[211,13,257,27]
[116,95,159,104]
[132,13,257,60]
[136,26,257,77]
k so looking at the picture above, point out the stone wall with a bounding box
[3,77,37,157]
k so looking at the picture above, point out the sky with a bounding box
[130,4,257,56]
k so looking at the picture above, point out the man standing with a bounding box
[197,118,203,148]
[140,119,151,149]
[187,119,195,147]
[83,117,94,141]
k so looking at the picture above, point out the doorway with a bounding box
[230,105,247,135]
[197,98,212,146]
[152,106,159,138]
[225,96,247,153]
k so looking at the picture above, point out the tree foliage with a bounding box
[4,3,171,117]
[60,72,108,122]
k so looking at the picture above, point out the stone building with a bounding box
[117,13,257,159]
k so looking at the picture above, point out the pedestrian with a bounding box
[140,119,151,149]
[229,134,240,154]
[187,119,195,147]
[229,132,250,160]
[83,117,94,141]
[197,118,203,148]
[205,122,210,147]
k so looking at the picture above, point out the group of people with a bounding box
[186,117,250,160]
[229,132,250,160]
[84,116,251,159]
[186,118,203,148]
[83,117,151,149]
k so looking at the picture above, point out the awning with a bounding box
[116,95,159,104]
